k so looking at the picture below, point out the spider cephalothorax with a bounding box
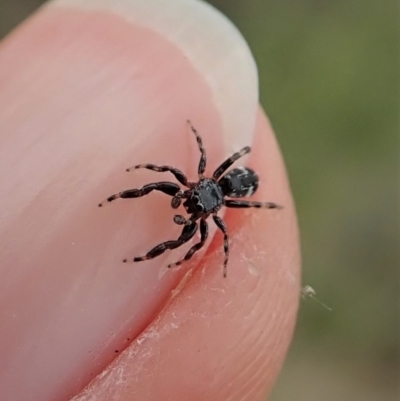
[181,179,224,214]
[99,121,282,277]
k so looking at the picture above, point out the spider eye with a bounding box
[193,195,205,212]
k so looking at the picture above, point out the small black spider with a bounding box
[99,121,282,277]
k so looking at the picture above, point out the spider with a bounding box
[99,121,282,277]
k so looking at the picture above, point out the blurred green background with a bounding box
[1,0,398,400]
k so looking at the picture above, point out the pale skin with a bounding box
[0,1,300,400]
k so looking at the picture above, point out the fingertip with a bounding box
[0,1,273,400]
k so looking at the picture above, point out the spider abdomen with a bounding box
[218,167,259,198]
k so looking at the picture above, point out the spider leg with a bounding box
[187,120,206,178]
[224,200,283,209]
[125,221,198,263]
[168,218,209,268]
[213,146,251,180]
[98,182,180,207]
[212,215,229,278]
[126,164,189,187]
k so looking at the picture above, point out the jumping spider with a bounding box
[99,121,282,277]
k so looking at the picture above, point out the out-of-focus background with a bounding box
[1,0,398,400]
[207,2,398,400]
